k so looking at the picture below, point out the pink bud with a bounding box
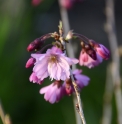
[95,44,110,60]
[25,58,36,68]
[89,40,110,60]
[27,38,43,52]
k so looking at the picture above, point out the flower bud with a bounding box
[88,39,110,60]
[95,44,110,60]
[25,58,36,68]
[27,38,43,52]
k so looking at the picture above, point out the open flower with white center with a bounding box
[31,46,79,81]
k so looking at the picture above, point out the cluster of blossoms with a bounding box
[32,0,83,9]
[26,22,110,103]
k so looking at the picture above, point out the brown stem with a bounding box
[105,0,122,124]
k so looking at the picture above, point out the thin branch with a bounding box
[70,70,86,124]
[58,1,86,124]
[102,64,113,124]
[0,101,6,124]
[105,0,122,124]
[0,100,12,124]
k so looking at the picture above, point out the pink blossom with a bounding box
[73,69,90,89]
[95,44,110,60]
[65,69,90,95]
[79,50,103,68]
[40,81,65,104]
[40,69,89,103]
[25,57,35,68]
[32,46,79,81]
[29,72,43,84]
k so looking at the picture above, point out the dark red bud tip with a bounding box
[27,38,44,52]
[27,43,36,52]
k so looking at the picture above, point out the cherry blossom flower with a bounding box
[29,72,43,84]
[65,69,90,95]
[40,81,65,104]
[32,46,79,81]
[40,69,90,103]
[73,69,90,89]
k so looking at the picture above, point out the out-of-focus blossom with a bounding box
[25,58,36,68]
[40,81,65,104]
[31,0,83,9]
[79,49,103,68]
[31,46,79,81]
[59,0,74,9]
[32,0,43,6]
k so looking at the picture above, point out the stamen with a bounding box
[49,55,58,63]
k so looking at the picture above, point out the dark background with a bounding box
[0,0,122,124]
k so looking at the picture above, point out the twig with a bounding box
[70,70,86,124]
[0,100,12,124]
[102,64,113,124]
[58,1,86,124]
[0,101,6,124]
[105,0,122,124]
